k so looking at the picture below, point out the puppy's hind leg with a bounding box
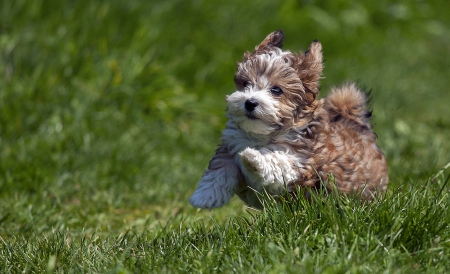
[189,145,240,209]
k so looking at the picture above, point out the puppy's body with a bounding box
[189,31,388,209]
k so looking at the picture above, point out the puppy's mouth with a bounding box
[245,113,259,120]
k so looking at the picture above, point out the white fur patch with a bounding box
[226,89,280,135]
[239,147,300,195]
[221,121,270,154]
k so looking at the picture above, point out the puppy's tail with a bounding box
[324,83,372,130]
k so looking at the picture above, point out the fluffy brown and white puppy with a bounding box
[189,30,388,209]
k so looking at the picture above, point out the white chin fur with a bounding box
[226,90,280,135]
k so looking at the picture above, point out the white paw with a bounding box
[189,186,231,209]
[239,147,263,173]
[189,170,236,209]
[239,147,300,195]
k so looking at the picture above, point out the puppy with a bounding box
[189,30,388,209]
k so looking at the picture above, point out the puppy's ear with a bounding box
[241,30,284,62]
[255,30,284,50]
[297,40,323,103]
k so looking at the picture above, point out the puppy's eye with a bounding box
[270,86,283,95]
[243,81,250,88]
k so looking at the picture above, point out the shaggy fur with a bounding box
[189,30,389,209]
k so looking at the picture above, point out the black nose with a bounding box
[245,99,259,111]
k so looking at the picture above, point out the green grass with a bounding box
[1,0,450,272]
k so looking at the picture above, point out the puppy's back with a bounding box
[315,83,388,197]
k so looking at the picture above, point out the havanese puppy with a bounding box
[189,30,388,209]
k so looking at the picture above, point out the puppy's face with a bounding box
[226,31,323,135]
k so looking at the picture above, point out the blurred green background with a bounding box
[1,0,449,233]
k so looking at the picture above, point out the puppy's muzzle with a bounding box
[245,99,259,112]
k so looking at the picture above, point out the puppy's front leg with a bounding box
[239,147,300,194]
[189,145,240,209]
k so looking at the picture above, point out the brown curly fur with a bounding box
[236,31,388,204]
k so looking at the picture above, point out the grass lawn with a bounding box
[1,0,450,272]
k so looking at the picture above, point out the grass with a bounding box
[1,0,450,272]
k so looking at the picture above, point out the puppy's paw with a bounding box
[189,181,233,209]
[239,147,263,173]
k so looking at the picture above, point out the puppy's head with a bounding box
[226,30,323,135]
